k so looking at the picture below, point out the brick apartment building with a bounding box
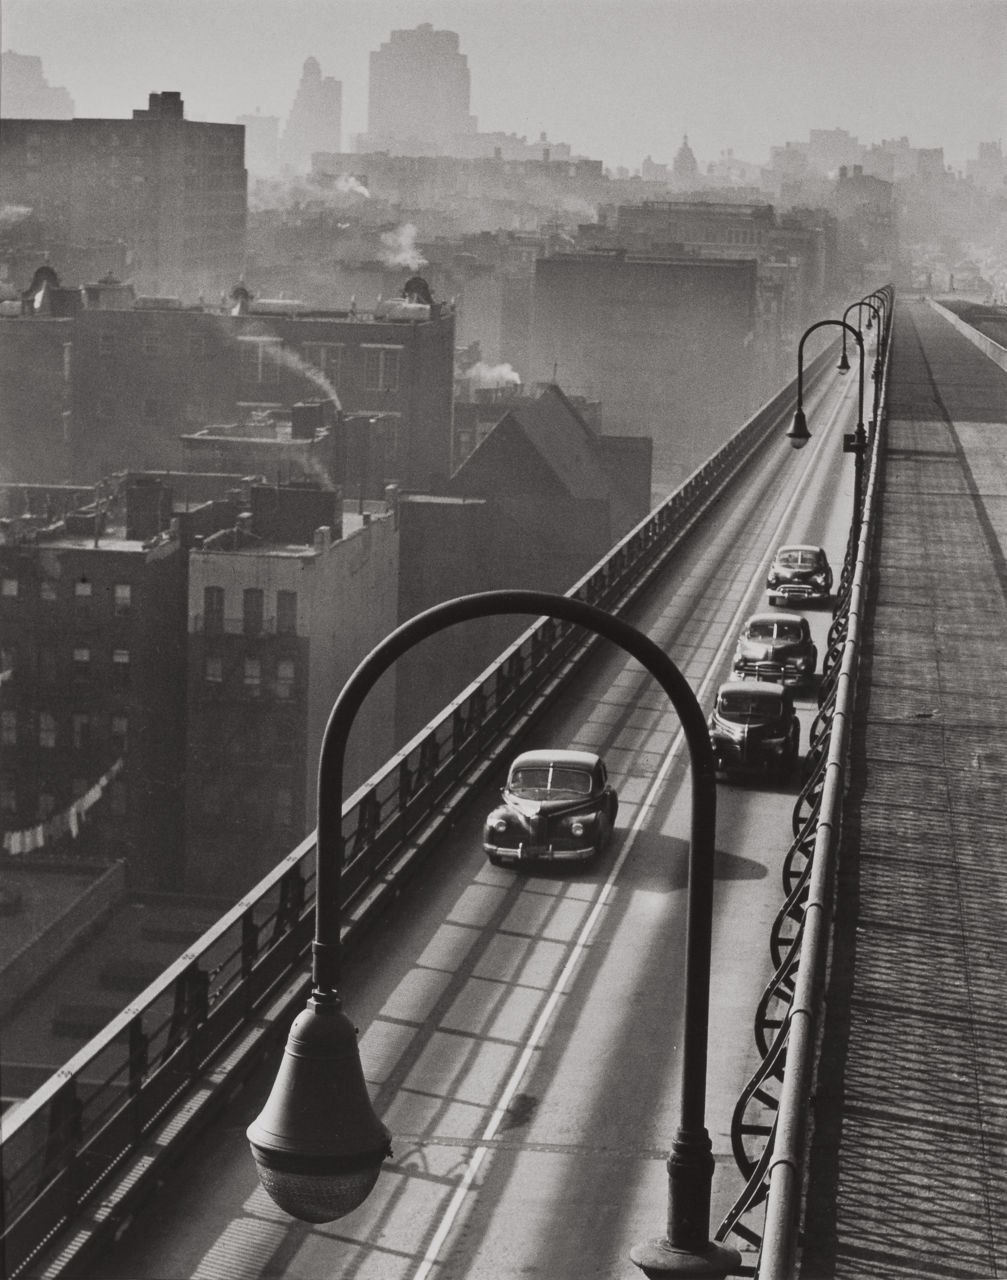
[184,484,398,895]
[0,273,456,492]
[0,91,247,296]
[0,473,401,898]
[0,478,189,891]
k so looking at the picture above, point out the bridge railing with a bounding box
[0,344,838,1280]
[714,306,892,1274]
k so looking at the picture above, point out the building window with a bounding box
[1,778,16,813]
[1,710,16,746]
[111,714,128,745]
[114,583,132,615]
[243,588,264,636]
[110,782,127,816]
[72,777,87,797]
[71,714,91,749]
[40,580,58,601]
[112,649,131,683]
[141,331,159,357]
[73,646,91,678]
[302,342,343,385]
[276,658,295,698]
[75,578,92,599]
[39,712,57,749]
[2,577,18,598]
[238,337,281,385]
[205,655,223,683]
[99,332,115,358]
[38,791,56,820]
[203,585,225,633]
[276,590,297,635]
[243,657,261,689]
[364,347,401,392]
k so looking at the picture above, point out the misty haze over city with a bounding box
[4,0,1006,171]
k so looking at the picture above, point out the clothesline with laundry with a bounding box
[2,758,124,855]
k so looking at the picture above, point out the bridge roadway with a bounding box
[798,298,1007,1279]
[95,345,864,1276]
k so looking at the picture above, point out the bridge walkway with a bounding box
[800,298,1007,1279]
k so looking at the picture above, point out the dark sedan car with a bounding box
[731,612,817,688]
[767,544,833,607]
[709,681,800,780]
[483,749,618,867]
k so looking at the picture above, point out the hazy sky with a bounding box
[4,0,1005,172]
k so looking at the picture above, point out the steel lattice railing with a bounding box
[714,299,893,1275]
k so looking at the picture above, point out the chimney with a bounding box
[291,400,325,440]
[125,476,172,540]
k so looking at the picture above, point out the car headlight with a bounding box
[570,820,586,837]
[491,817,509,834]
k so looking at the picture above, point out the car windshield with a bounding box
[717,691,783,722]
[778,550,820,569]
[747,621,803,642]
[509,765,593,798]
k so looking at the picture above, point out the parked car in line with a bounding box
[483,749,618,867]
[708,681,801,780]
[766,544,833,607]
[731,612,817,688]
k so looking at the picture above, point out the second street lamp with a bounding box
[248,588,739,1276]
[786,317,867,541]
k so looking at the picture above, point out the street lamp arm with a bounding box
[315,589,716,999]
[788,318,864,450]
[253,587,737,1268]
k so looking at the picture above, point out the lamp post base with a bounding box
[630,1237,742,1278]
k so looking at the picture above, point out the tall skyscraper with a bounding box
[362,24,477,156]
[281,57,342,172]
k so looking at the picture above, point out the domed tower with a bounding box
[672,133,699,183]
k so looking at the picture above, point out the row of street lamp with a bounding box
[246,288,891,1276]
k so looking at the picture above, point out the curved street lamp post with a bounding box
[836,301,863,374]
[247,589,741,1278]
[786,318,867,539]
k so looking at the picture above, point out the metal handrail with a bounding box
[714,298,892,1271]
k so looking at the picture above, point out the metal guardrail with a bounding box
[0,343,839,1280]
[713,305,892,1273]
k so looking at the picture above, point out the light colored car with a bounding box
[731,612,817,688]
[483,749,618,867]
[766,544,833,608]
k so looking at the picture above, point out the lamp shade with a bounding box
[786,408,810,450]
[247,994,392,1223]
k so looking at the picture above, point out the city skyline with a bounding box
[3,0,1005,173]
